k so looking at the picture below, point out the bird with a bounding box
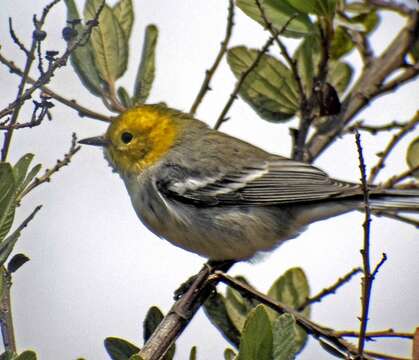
[79,104,419,261]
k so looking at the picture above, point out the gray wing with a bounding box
[156,158,358,206]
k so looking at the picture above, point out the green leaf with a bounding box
[7,253,30,273]
[272,314,299,360]
[0,206,41,268]
[113,0,134,40]
[224,348,237,360]
[143,306,164,342]
[204,292,241,347]
[327,61,353,95]
[225,276,259,333]
[12,154,34,191]
[227,46,299,122]
[84,0,128,83]
[330,26,353,59]
[64,0,103,96]
[0,352,17,360]
[133,24,158,105]
[15,351,37,360]
[237,305,273,360]
[189,346,197,360]
[128,356,145,360]
[288,0,336,17]
[0,267,4,299]
[104,337,140,360]
[236,0,314,38]
[294,35,318,96]
[0,163,16,243]
[407,137,419,179]
[267,268,310,354]
[19,163,42,195]
[117,87,132,108]
[143,306,175,360]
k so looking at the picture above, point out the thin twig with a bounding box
[374,211,419,228]
[255,0,305,103]
[354,130,373,357]
[298,267,361,310]
[8,18,29,56]
[348,30,374,65]
[17,134,81,201]
[336,328,414,340]
[1,2,104,117]
[413,327,419,360]
[0,53,111,122]
[189,0,234,116]
[381,164,419,188]
[214,36,274,129]
[214,271,374,359]
[371,253,387,279]
[375,63,419,97]
[364,349,410,360]
[368,111,419,184]
[0,205,42,353]
[345,120,406,135]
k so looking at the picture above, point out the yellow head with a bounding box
[80,105,182,176]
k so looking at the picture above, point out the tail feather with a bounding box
[369,188,419,212]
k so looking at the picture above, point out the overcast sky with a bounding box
[0,1,418,359]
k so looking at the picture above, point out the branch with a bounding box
[17,133,80,201]
[345,120,406,135]
[0,0,105,161]
[306,13,419,162]
[381,164,419,188]
[215,271,375,359]
[214,36,274,129]
[0,52,111,122]
[189,0,234,116]
[138,261,234,360]
[374,211,419,228]
[0,205,42,353]
[298,267,361,310]
[255,1,305,103]
[368,111,419,184]
[336,328,414,340]
[354,130,373,357]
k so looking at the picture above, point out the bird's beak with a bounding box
[78,136,108,147]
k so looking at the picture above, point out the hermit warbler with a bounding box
[79,104,419,260]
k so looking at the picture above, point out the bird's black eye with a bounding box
[121,132,133,144]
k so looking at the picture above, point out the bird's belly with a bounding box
[132,189,301,260]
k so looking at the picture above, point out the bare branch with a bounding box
[0,52,111,122]
[0,0,105,161]
[215,271,374,359]
[371,253,387,279]
[17,134,81,201]
[336,328,414,340]
[381,164,419,188]
[374,211,419,228]
[0,205,42,353]
[189,0,234,116]
[345,120,406,135]
[354,130,373,357]
[368,111,419,184]
[298,267,361,310]
[214,36,274,129]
